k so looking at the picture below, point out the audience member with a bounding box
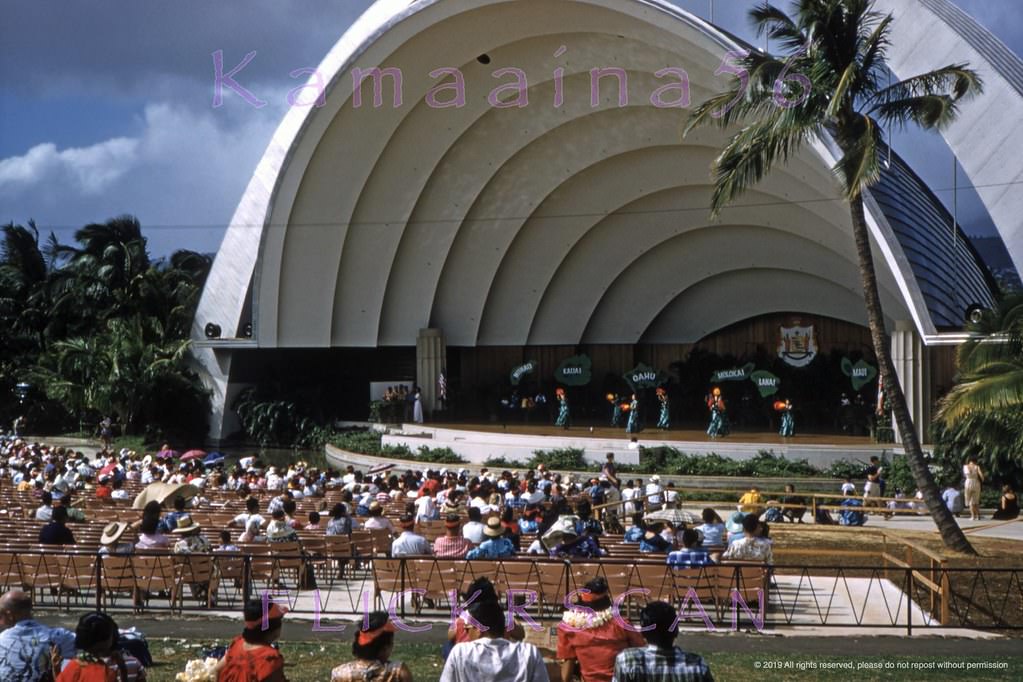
[434,515,473,559]
[721,514,773,563]
[441,600,548,682]
[993,485,1019,520]
[330,610,412,681]
[218,600,287,682]
[0,590,75,681]
[466,518,515,559]
[39,506,76,545]
[612,601,713,681]
[557,577,644,682]
[391,515,433,557]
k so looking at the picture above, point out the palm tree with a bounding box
[685,0,983,553]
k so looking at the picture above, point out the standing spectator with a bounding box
[391,515,433,557]
[330,611,412,681]
[39,506,75,545]
[963,456,985,520]
[645,476,663,512]
[434,515,474,559]
[601,453,620,488]
[737,487,762,514]
[863,456,885,515]
[557,577,644,682]
[612,601,713,681]
[218,600,287,682]
[0,590,76,682]
[441,601,548,682]
[663,482,679,509]
[942,483,964,516]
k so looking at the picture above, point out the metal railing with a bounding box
[6,549,1021,635]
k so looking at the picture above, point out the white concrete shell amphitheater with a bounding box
[192,0,1008,442]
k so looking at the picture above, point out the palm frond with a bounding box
[832,113,883,199]
[868,64,983,109]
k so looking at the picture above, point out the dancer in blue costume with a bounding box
[625,393,641,434]
[656,387,670,430]
[706,387,728,438]
[607,393,623,427]
[779,399,795,437]
[554,387,570,429]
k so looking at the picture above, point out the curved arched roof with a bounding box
[194,0,999,359]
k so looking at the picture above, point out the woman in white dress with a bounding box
[963,457,984,520]
[413,386,424,424]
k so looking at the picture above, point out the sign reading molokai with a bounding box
[711,363,756,383]
[555,354,592,386]
[510,360,537,386]
[841,357,877,391]
[749,370,781,397]
[624,363,666,390]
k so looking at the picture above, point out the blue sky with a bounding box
[1,0,1020,257]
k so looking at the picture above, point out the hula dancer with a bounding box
[706,387,727,438]
[656,387,670,430]
[555,387,570,429]
[625,393,641,434]
[778,399,795,437]
[608,393,623,427]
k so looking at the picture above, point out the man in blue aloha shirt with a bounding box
[0,590,76,681]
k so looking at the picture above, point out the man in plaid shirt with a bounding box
[433,515,474,559]
[613,601,713,681]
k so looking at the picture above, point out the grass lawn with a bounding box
[144,639,1022,681]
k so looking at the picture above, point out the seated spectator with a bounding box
[667,529,714,568]
[34,491,54,522]
[229,497,266,530]
[305,511,322,531]
[39,506,76,545]
[99,522,134,556]
[158,495,189,533]
[639,524,671,554]
[239,519,265,544]
[392,515,433,557]
[171,514,213,554]
[725,511,747,543]
[434,515,474,559]
[781,484,807,523]
[441,600,548,682]
[215,530,240,553]
[557,577,644,682]
[696,509,726,546]
[447,578,525,650]
[462,507,486,545]
[0,589,75,681]
[624,513,645,543]
[518,505,540,534]
[942,484,964,516]
[550,529,604,559]
[363,502,395,533]
[58,493,86,523]
[331,610,412,681]
[265,509,300,544]
[135,514,170,550]
[721,514,773,563]
[500,508,522,551]
[466,518,516,560]
[326,503,355,536]
[737,486,762,514]
[612,601,713,681]
[993,485,1019,520]
[95,475,113,500]
[218,600,287,682]
[110,478,130,501]
[58,611,146,682]
[839,490,867,527]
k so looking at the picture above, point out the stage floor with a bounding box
[421,421,884,448]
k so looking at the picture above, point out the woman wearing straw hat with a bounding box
[331,611,412,682]
[98,521,133,556]
[465,517,515,559]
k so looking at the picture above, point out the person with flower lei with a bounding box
[655,387,670,430]
[57,611,143,682]
[705,387,728,438]
[557,577,645,682]
[554,387,570,429]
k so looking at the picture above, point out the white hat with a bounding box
[142,455,153,468]
[650,475,661,482]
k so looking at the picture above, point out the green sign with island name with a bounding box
[555,354,592,386]
[510,360,537,386]
[841,357,877,391]
[711,363,756,383]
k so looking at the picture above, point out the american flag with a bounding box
[438,371,447,401]
[876,373,885,416]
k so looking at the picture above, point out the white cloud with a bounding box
[0,137,139,195]
[0,97,286,254]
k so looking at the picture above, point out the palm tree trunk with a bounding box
[849,196,976,554]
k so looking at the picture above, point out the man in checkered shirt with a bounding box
[612,601,714,681]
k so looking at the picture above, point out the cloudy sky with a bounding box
[1,0,1020,257]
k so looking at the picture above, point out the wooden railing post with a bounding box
[940,562,950,625]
